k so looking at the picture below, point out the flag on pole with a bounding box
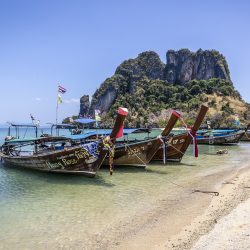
[30,114,40,127]
[235,114,240,126]
[95,109,101,121]
[58,85,66,94]
[95,109,101,128]
[58,94,63,104]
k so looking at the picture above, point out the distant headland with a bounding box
[64,49,250,128]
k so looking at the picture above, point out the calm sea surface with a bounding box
[0,127,250,249]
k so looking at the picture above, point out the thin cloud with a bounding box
[35,97,41,101]
[64,98,80,104]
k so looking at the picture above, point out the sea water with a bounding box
[0,127,250,249]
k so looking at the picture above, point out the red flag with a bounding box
[58,85,66,94]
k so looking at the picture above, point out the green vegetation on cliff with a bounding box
[76,49,249,128]
[106,78,246,127]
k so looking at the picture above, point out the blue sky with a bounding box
[0,0,249,124]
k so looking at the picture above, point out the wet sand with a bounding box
[94,161,250,250]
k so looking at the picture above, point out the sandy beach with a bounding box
[192,197,250,250]
[93,160,250,250]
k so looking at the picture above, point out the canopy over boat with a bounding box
[3,136,68,146]
[7,122,38,128]
[65,131,97,140]
[51,124,78,130]
[65,128,152,140]
[6,122,39,138]
[74,118,96,124]
[197,129,239,135]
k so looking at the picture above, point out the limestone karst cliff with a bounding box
[79,95,90,117]
[165,49,230,84]
[77,49,249,127]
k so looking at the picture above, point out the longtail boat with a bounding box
[101,110,180,167]
[152,105,209,162]
[237,124,250,141]
[195,129,245,145]
[241,131,250,141]
[0,108,128,177]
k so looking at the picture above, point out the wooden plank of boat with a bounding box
[102,110,181,168]
[152,104,209,162]
[0,107,128,177]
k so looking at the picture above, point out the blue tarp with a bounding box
[3,136,68,145]
[197,129,238,134]
[65,128,150,140]
[54,124,77,128]
[65,131,97,140]
[74,118,96,124]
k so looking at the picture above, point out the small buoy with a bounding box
[216,149,228,155]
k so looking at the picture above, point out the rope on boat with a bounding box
[158,135,167,164]
[167,143,185,156]
[102,137,115,175]
[178,116,198,157]
[108,145,115,175]
[125,144,148,166]
[179,116,188,129]
[163,141,166,164]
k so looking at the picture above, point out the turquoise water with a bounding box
[1,127,250,249]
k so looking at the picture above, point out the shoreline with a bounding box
[93,161,250,250]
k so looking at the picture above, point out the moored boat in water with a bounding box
[0,107,128,177]
[238,124,250,141]
[195,129,245,145]
[241,130,250,141]
[152,104,209,162]
[70,106,208,166]
[102,110,181,167]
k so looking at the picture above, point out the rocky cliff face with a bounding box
[165,49,230,84]
[115,51,165,92]
[82,49,231,116]
[79,95,90,117]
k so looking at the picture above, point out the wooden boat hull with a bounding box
[103,138,163,167]
[240,133,250,141]
[152,105,209,162]
[196,131,244,145]
[102,109,181,168]
[152,130,245,162]
[1,143,107,177]
[152,133,189,162]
